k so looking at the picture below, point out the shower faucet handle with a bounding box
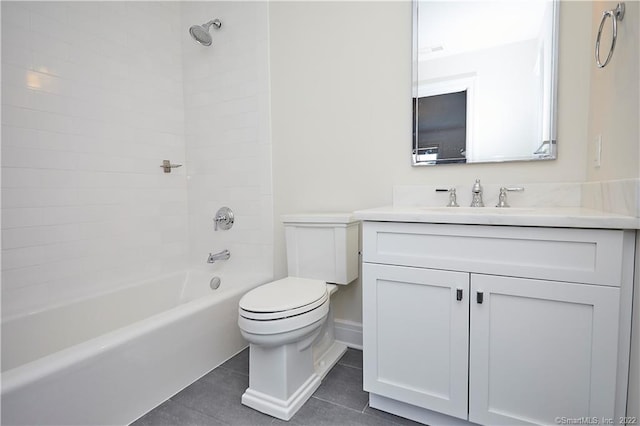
[213,207,234,231]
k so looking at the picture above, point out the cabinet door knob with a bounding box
[476,291,484,304]
[456,288,463,301]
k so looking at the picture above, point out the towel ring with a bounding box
[595,2,625,68]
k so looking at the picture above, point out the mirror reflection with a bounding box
[412,0,558,165]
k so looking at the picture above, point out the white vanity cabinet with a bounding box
[363,263,470,419]
[361,221,635,426]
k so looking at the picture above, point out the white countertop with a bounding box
[353,206,640,229]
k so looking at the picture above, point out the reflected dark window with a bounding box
[413,91,467,164]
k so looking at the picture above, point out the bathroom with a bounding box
[1,0,638,425]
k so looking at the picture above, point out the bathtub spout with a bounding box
[207,249,231,263]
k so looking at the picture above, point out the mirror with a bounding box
[412,0,559,165]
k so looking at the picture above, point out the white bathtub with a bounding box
[1,269,269,425]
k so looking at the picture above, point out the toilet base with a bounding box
[315,341,347,380]
[240,340,348,421]
[241,333,322,421]
[241,373,321,421]
[313,299,347,379]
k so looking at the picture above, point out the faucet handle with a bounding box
[496,187,525,208]
[436,188,459,207]
[213,207,234,231]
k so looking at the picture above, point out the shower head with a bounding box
[189,19,222,46]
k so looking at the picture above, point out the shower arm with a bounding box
[203,19,222,30]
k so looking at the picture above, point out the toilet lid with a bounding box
[239,277,327,314]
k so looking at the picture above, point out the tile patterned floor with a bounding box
[132,348,421,425]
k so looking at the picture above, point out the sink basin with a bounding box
[421,207,536,214]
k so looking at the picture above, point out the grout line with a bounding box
[336,362,363,371]
[311,395,368,415]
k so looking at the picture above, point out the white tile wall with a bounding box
[2,1,274,318]
[180,2,273,276]
[1,2,189,317]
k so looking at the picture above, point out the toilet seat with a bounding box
[240,292,328,321]
[238,277,330,336]
[239,277,328,321]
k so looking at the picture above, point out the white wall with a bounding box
[180,2,273,278]
[587,1,639,182]
[1,2,188,318]
[586,1,640,417]
[270,1,592,324]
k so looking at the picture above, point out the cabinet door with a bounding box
[363,263,469,420]
[469,274,621,425]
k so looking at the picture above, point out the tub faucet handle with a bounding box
[213,207,234,231]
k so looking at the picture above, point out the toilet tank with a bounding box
[282,213,359,285]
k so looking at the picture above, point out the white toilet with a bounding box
[238,213,359,420]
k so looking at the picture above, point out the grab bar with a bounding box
[595,2,625,68]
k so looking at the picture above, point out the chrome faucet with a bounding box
[213,207,234,231]
[470,179,484,207]
[207,249,231,263]
[495,187,525,207]
[436,188,459,207]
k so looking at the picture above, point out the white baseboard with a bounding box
[334,319,362,350]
